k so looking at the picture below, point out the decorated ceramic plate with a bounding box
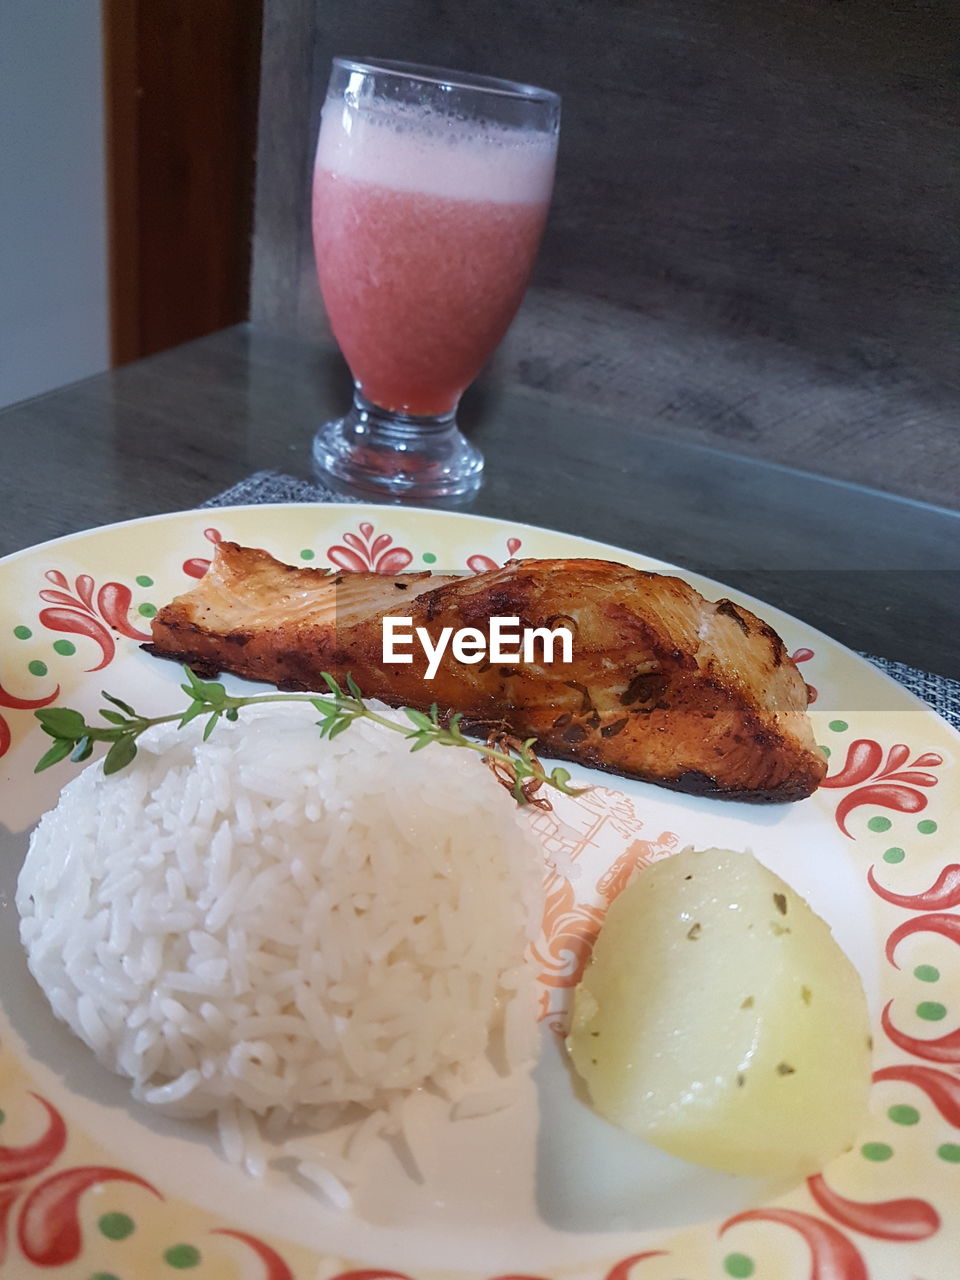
[0,504,957,1280]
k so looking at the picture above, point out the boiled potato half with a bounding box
[568,847,871,1179]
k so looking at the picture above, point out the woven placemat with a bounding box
[205,469,959,731]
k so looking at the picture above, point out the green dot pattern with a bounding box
[915,965,940,983]
[98,1212,134,1240]
[917,1002,947,1021]
[0,1108,5,1124]
[868,816,892,832]
[724,1254,755,1278]
[52,639,76,656]
[883,847,906,864]
[829,719,848,732]
[28,660,47,677]
[819,744,831,758]
[917,820,938,835]
[861,1142,894,1162]
[90,1273,121,1280]
[938,1143,960,1163]
[136,575,154,587]
[422,552,437,563]
[888,1104,920,1126]
[164,1244,200,1269]
[137,603,157,618]
[13,625,31,640]
[299,549,315,560]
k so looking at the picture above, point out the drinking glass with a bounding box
[311,58,560,500]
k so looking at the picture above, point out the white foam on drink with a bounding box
[316,98,556,205]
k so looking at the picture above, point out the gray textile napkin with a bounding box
[202,470,363,507]
[204,470,959,731]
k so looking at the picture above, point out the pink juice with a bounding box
[312,100,556,418]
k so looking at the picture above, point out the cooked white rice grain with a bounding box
[17,701,543,1185]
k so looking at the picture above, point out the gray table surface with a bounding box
[2,324,958,678]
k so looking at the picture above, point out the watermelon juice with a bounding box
[312,99,557,418]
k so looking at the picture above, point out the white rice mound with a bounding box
[17,700,543,1192]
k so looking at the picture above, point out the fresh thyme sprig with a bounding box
[33,667,584,806]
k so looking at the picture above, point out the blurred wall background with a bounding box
[1,0,956,510]
[0,0,108,408]
[252,0,960,508]
[103,0,261,365]
[0,1,260,412]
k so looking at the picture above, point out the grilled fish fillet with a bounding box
[146,542,826,803]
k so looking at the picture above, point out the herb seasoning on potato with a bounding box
[567,847,872,1180]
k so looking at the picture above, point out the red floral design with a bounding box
[527,789,677,1028]
[467,536,522,574]
[328,523,413,573]
[721,1208,867,1280]
[182,526,223,578]
[0,1186,18,1266]
[872,1065,960,1127]
[877,912,960,1062]
[0,1096,66,1185]
[0,1091,161,1268]
[38,571,151,671]
[867,862,960,911]
[790,646,818,703]
[880,1001,960,1064]
[325,1257,671,1280]
[533,873,605,993]
[0,679,60,762]
[885,912,960,968]
[821,740,941,837]
[806,1173,939,1241]
[212,1228,296,1280]
[18,1166,161,1265]
[0,1089,301,1274]
[602,1253,669,1280]
[328,1273,413,1280]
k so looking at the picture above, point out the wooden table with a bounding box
[3,324,958,678]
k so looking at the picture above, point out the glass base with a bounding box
[312,391,484,501]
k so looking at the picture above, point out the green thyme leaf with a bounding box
[178,671,225,704]
[35,707,87,740]
[312,702,339,728]
[177,701,206,729]
[103,735,138,775]
[345,673,363,701]
[202,711,222,741]
[34,738,75,773]
[102,691,137,716]
[98,709,130,726]
[403,708,433,731]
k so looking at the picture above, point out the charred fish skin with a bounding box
[146,543,826,804]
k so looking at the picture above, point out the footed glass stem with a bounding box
[312,390,484,500]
